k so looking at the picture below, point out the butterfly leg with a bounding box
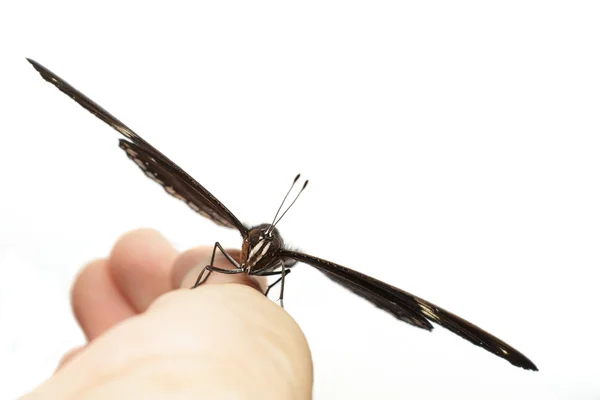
[261,262,290,307]
[192,241,242,288]
[276,261,287,308]
[263,268,291,296]
[192,266,212,288]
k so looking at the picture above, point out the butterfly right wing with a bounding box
[279,249,538,371]
[28,58,247,233]
[317,268,434,330]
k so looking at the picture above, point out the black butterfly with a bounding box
[28,58,538,371]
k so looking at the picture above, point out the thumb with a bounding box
[23,280,313,399]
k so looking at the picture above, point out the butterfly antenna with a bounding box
[270,179,309,231]
[267,174,301,235]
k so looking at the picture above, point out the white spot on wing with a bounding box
[188,202,213,219]
[144,170,164,185]
[419,303,440,321]
[134,158,146,169]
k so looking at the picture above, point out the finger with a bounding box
[109,228,178,312]
[171,246,267,292]
[71,259,137,340]
[27,285,313,399]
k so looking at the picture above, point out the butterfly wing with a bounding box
[28,59,247,233]
[119,140,246,230]
[278,249,538,371]
[318,268,433,330]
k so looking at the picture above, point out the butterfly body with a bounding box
[242,224,286,273]
[28,58,538,371]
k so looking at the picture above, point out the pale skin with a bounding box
[22,229,313,399]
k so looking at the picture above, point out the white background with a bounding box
[1,2,599,399]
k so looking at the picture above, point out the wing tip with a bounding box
[26,58,55,84]
[26,57,42,71]
[516,358,538,371]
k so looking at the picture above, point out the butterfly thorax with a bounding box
[241,224,283,273]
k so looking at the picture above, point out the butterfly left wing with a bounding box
[28,58,247,233]
[278,249,538,371]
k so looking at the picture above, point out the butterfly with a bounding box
[27,58,538,371]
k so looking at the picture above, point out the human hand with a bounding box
[22,229,313,399]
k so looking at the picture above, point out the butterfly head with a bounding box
[242,223,283,271]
